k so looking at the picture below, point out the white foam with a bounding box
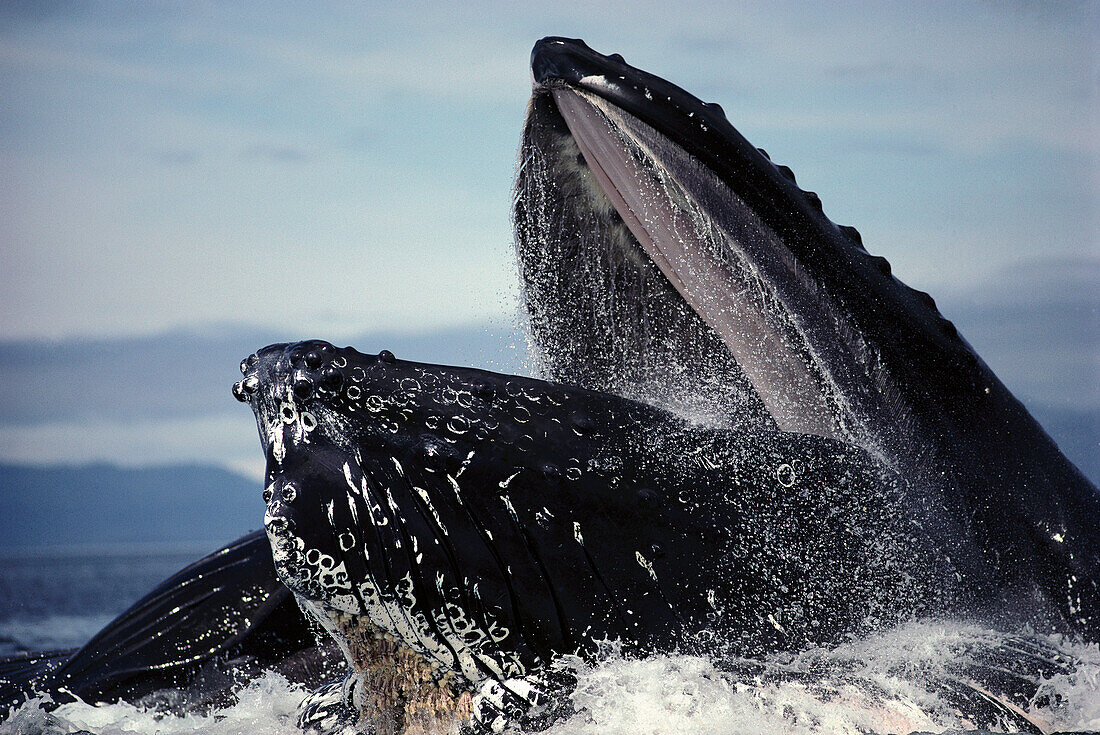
[542,623,1100,735]
[1,672,306,735]
[2,623,1097,734]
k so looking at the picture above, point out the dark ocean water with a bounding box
[0,544,217,655]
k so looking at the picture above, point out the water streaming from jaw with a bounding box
[514,90,777,433]
[514,86,856,443]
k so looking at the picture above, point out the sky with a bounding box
[0,2,1096,477]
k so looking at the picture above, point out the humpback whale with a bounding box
[233,340,958,730]
[2,36,1097,735]
[514,38,1099,636]
[231,38,1094,733]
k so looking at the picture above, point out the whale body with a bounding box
[2,36,1096,735]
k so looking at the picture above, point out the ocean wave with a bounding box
[2,621,1097,734]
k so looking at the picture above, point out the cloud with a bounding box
[240,143,309,163]
[0,0,1093,357]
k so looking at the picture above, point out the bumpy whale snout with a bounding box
[233,340,375,409]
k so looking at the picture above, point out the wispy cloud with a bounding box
[240,143,309,163]
[0,1,1094,373]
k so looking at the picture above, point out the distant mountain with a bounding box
[0,317,1095,487]
[0,463,262,549]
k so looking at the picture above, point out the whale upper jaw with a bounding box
[516,37,1099,634]
[519,37,879,442]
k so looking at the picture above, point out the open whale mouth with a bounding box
[515,37,945,451]
[224,37,1099,733]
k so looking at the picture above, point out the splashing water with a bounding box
[0,672,306,735]
[3,622,1096,734]
[543,623,1100,735]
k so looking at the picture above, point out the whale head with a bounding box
[234,339,957,729]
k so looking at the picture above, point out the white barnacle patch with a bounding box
[501,495,520,523]
[300,411,317,432]
[414,485,448,535]
[346,495,359,526]
[280,401,298,424]
[499,471,521,490]
[487,619,509,643]
[456,450,475,478]
[635,551,658,582]
[447,474,465,505]
[573,521,584,545]
[342,463,361,496]
[268,424,287,465]
[348,465,390,529]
